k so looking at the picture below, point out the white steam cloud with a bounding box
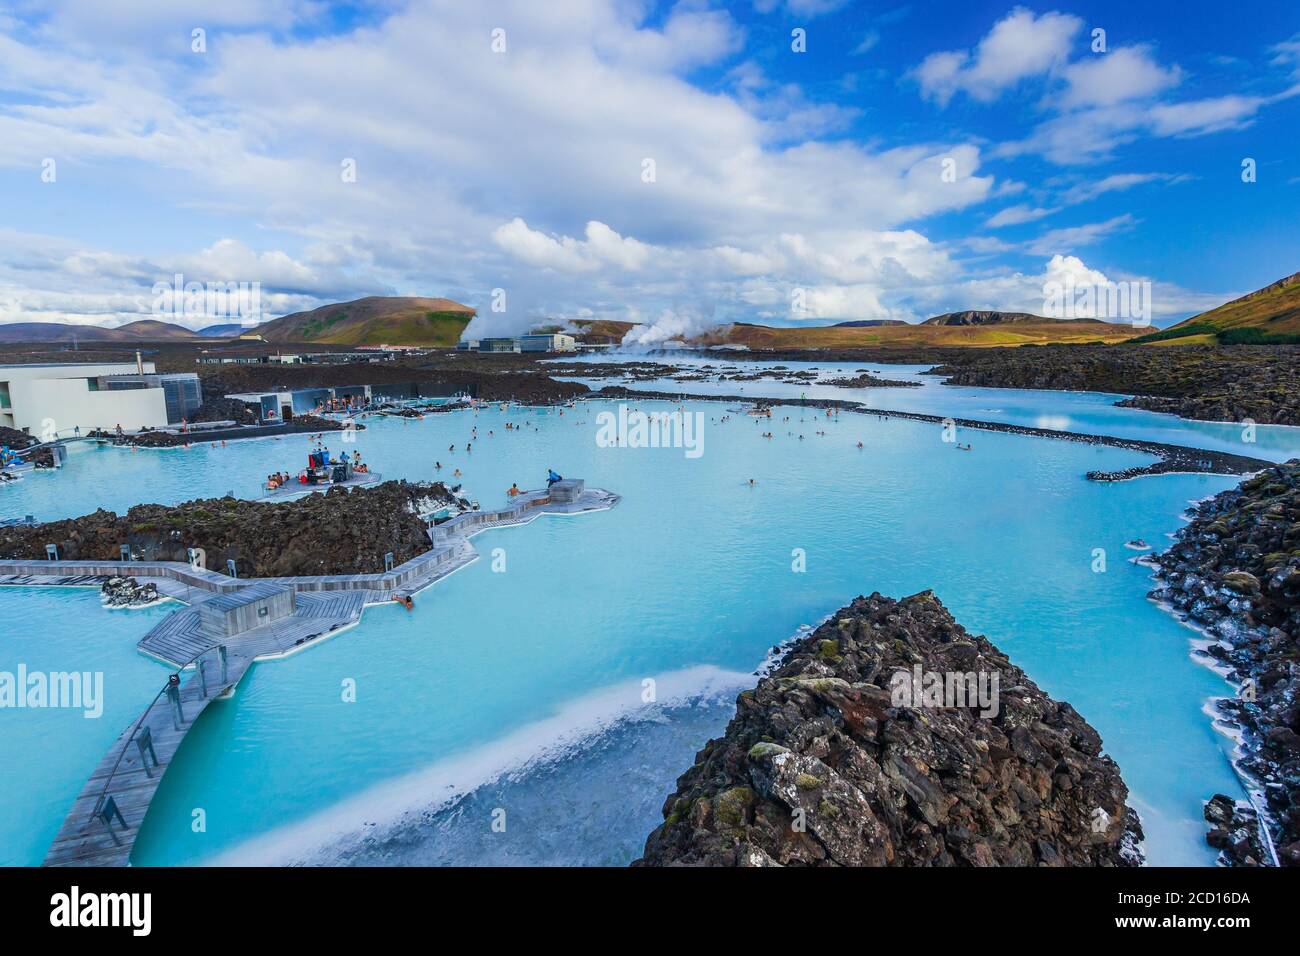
[619,308,720,351]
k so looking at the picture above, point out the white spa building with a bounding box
[0,361,202,437]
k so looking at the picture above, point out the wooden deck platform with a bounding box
[1,485,619,866]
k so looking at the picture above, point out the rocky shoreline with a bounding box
[190,355,590,407]
[1147,460,1300,866]
[593,386,1273,481]
[0,425,55,469]
[102,413,361,448]
[0,480,454,577]
[927,344,1300,426]
[641,343,1300,426]
[635,591,1143,866]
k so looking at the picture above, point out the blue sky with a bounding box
[0,0,1296,337]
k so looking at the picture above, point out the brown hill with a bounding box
[525,319,639,343]
[258,296,475,346]
[114,319,202,340]
[695,317,1140,349]
[923,310,1051,326]
[0,320,199,344]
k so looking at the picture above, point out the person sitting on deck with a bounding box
[547,469,563,487]
[507,482,521,496]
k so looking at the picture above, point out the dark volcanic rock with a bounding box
[929,344,1300,425]
[100,575,159,607]
[191,397,260,425]
[198,357,589,406]
[0,426,38,450]
[635,591,1143,867]
[1203,794,1268,866]
[0,424,53,467]
[820,373,921,389]
[1148,459,1300,865]
[118,413,361,447]
[0,480,453,577]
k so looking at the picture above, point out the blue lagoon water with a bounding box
[2,372,1298,867]
[0,587,173,865]
[550,354,1299,462]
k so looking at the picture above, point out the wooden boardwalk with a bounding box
[43,653,252,867]
[1,486,619,866]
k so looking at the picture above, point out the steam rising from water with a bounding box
[620,307,721,352]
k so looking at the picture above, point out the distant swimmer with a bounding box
[857,441,863,448]
[747,478,755,486]
[507,482,521,496]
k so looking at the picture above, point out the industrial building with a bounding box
[478,337,522,353]
[0,361,202,436]
[456,333,576,353]
[520,333,577,352]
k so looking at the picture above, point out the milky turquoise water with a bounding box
[1,368,1298,867]
[550,354,1296,462]
[0,587,173,866]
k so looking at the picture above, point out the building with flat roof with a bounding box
[100,373,202,425]
[520,333,577,353]
[0,362,200,436]
[457,334,576,353]
[228,380,472,421]
[478,337,521,353]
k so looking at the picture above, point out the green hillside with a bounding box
[258,296,475,346]
[1135,271,1300,345]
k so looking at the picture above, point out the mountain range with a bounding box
[1,272,1296,348]
[0,319,204,344]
